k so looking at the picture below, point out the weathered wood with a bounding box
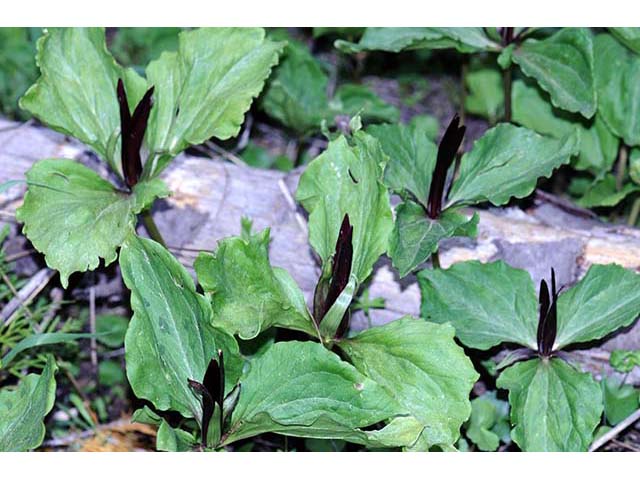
[2,118,640,383]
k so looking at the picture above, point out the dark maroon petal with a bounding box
[427,114,465,219]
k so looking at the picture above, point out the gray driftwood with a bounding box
[2,117,640,383]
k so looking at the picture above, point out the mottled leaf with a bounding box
[194,227,316,340]
[511,28,596,118]
[16,159,168,287]
[0,356,57,452]
[610,27,640,54]
[418,260,539,350]
[120,234,241,420]
[447,124,578,207]
[296,132,393,284]
[338,317,478,448]
[594,33,640,146]
[225,341,401,444]
[497,358,602,452]
[555,263,640,349]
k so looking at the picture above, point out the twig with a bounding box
[1,268,55,326]
[141,210,166,247]
[89,284,98,379]
[616,145,629,192]
[205,141,247,167]
[589,407,640,451]
[233,114,253,153]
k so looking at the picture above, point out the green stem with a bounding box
[432,250,441,269]
[141,210,166,247]
[503,65,512,123]
[628,197,640,226]
[616,145,629,192]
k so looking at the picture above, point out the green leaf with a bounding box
[555,263,640,349]
[338,317,479,449]
[16,159,168,287]
[95,314,129,348]
[194,227,316,340]
[418,260,538,350]
[594,34,640,146]
[318,276,356,339]
[367,122,436,205]
[330,84,399,124]
[110,27,181,68]
[225,341,401,445]
[610,27,640,54]
[630,148,640,185]
[0,28,38,119]
[120,234,241,420]
[465,391,510,451]
[296,132,393,284]
[512,79,618,175]
[602,377,639,426]
[576,174,640,208]
[511,28,596,118]
[0,356,57,451]
[131,406,163,427]
[261,38,330,135]
[389,202,478,277]
[336,27,499,54]
[98,360,126,387]
[447,124,578,207]
[497,358,602,452]
[156,420,197,452]
[144,28,284,177]
[610,349,640,374]
[464,62,504,123]
[19,28,145,172]
[1,331,103,368]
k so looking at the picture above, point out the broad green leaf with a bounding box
[610,27,640,54]
[465,392,510,452]
[194,227,316,340]
[225,341,401,444]
[261,38,329,135]
[338,317,479,448]
[594,34,640,146]
[555,263,640,349]
[576,174,640,208]
[156,420,197,452]
[447,124,578,207]
[16,159,169,287]
[511,28,596,118]
[144,28,284,177]
[602,377,639,426]
[0,356,56,451]
[367,122,436,204]
[110,27,181,68]
[336,27,499,54]
[296,132,393,284]
[120,234,241,420]
[512,79,618,175]
[465,62,504,123]
[131,406,163,427]
[19,28,145,172]
[497,358,602,452]
[330,84,399,124]
[418,260,538,350]
[610,349,640,374]
[389,202,478,277]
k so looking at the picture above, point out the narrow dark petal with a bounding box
[203,357,221,409]
[188,379,214,447]
[543,269,558,356]
[117,79,154,189]
[319,214,353,325]
[427,114,466,219]
[537,279,550,355]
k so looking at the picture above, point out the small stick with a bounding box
[615,145,629,192]
[89,284,98,380]
[589,407,640,451]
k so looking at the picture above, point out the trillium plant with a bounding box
[419,261,640,451]
[3,27,640,453]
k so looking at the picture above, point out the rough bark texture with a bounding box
[2,117,640,384]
